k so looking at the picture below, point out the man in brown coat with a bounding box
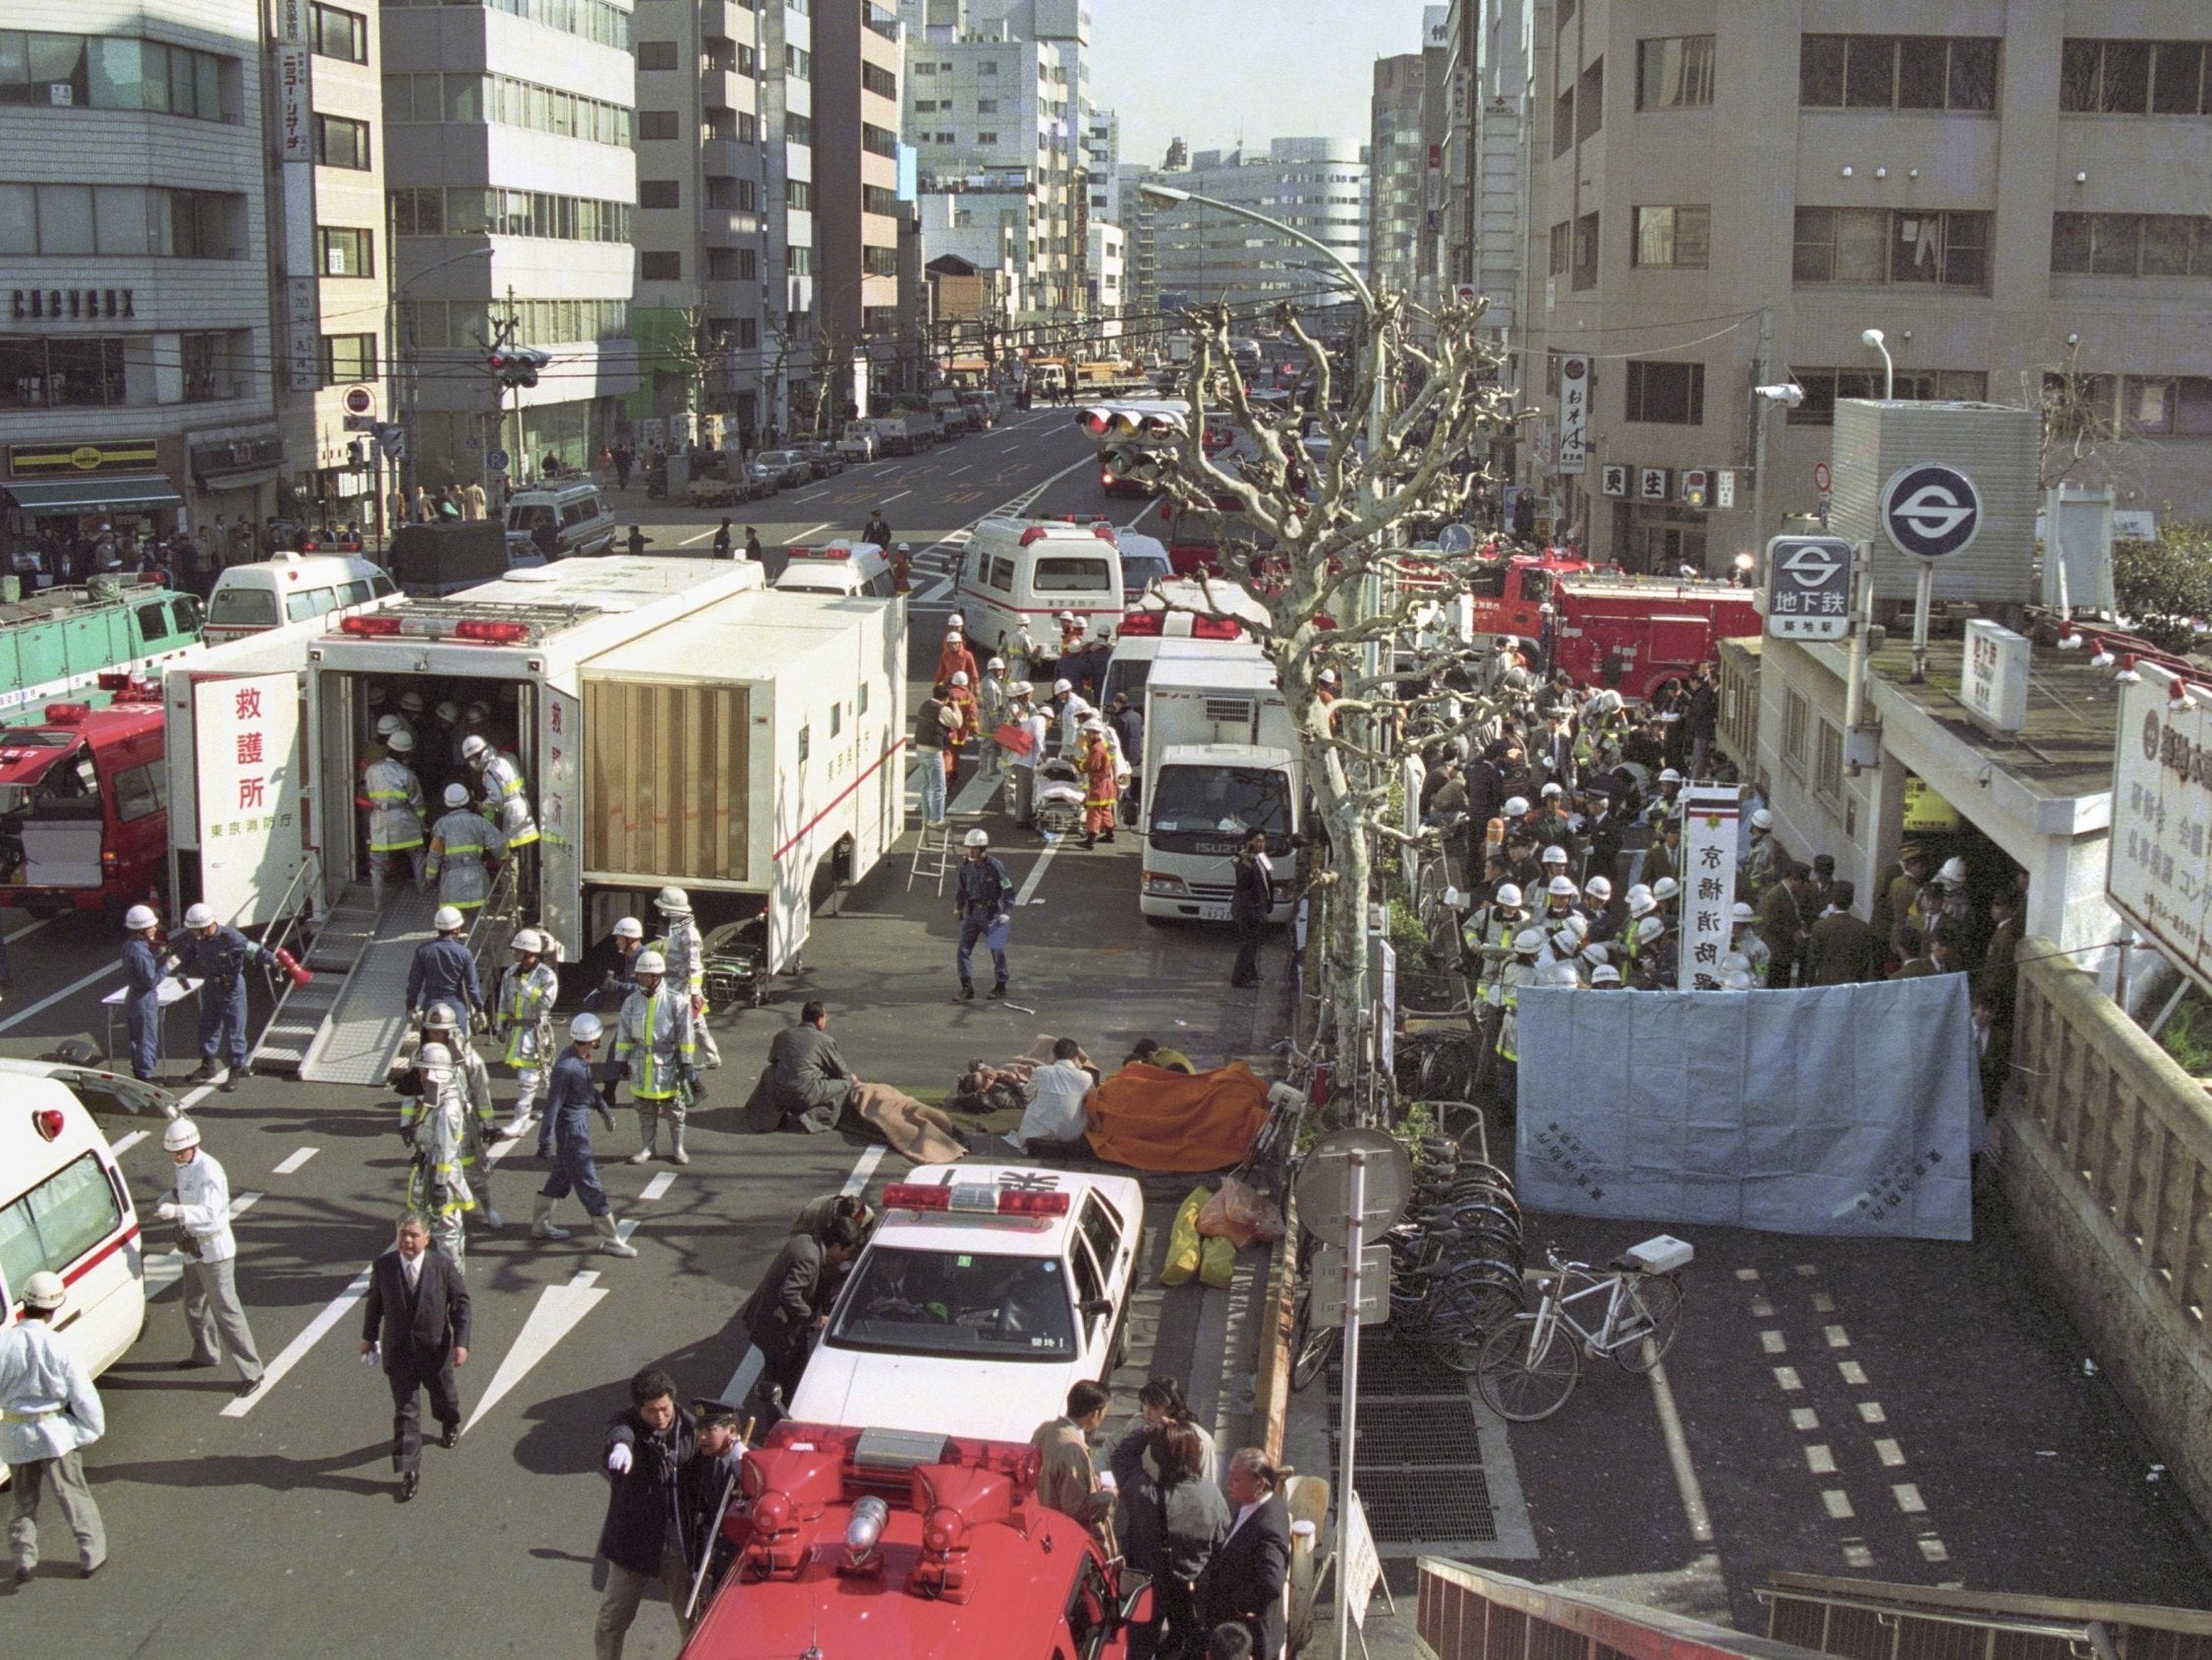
[1755,861,1813,988]
[1030,1379,1115,1549]
[1803,880,1878,986]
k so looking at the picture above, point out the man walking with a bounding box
[495,928,560,1137]
[743,526,762,563]
[420,1002,500,1230]
[596,1368,698,1660]
[615,948,698,1165]
[403,1043,477,1268]
[360,1212,471,1503]
[710,519,732,558]
[534,1013,638,1257]
[953,828,1014,1002]
[1228,829,1276,989]
[425,785,505,918]
[161,903,270,1092]
[2,1272,106,1583]
[154,1117,264,1398]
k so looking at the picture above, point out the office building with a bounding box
[813,2,903,423]
[1371,53,1430,301]
[1150,139,1370,315]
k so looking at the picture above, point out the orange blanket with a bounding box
[1085,1060,1271,1173]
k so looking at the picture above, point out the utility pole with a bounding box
[505,285,524,493]
[1748,303,1774,566]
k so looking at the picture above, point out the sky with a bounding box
[1087,0,1431,166]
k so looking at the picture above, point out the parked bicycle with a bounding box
[1474,1235,1693,1421]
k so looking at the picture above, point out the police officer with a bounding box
[463,733,539,905]
[495,928,560,1137]
[651,887,719,1070]
[364,728,428,910]
[2,1271,106,1583]
[405,1043,476,1270]
[953,828,1014,1002]
[615,948,697,1166]
[121,904,164,1082]
[533,1013,638,1258]
[421,1002,500,1230]
[408,905,484,1024]
[162,903,268,1091]
[425,782,505,916]
[154,1117,264,1396]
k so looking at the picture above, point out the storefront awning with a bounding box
[2,475,184,515]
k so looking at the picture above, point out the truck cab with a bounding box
[1462,549,1601,646]
[0,689,168,912]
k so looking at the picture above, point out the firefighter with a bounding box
[425,782,505,916]
[1492,928,1544,1106]
[495,928,559,1138]
[615,948,698,1166]
[533,1013,637,1257]
[462,732,538,906]
[652,887,720,1070]
[121,904,164,1083]
[422,1002,500,1230]
[162,902,271,1092]
[364,727,428,910]
[408,905,485,1026]
[405,1043,476,1270]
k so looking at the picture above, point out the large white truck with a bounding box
[1138,638,1301,924]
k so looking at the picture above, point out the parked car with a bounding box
[836,427,879,464]
[803,441,845,478]
[757,449,814,489]
[744,456,785,494]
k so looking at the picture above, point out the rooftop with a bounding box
[1863,634,2120,805]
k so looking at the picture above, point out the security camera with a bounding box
[1755,382,1805,409]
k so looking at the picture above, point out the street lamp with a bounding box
[1860,327,1895,400]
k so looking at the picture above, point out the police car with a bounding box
[788,1166,1145,1443]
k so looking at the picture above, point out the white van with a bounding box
[954,516,1126,660]
[773,539,899,599]
[0,1077,149,1378]
[204,553,396,643]
[504,481,617,559]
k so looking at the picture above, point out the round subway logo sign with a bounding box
[1880,463,1982,559]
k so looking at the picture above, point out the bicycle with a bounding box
[1474,1235,1693,1421]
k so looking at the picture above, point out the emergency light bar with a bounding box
[341,613,543,646]
[788,542,855,560]
[881,1182,1072,1217]
[1017,523,1112,547]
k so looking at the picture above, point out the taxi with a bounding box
[788,1166,1144,1443]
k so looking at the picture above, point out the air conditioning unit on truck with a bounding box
[1462,550,1760,700]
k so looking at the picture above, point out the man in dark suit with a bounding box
[1204,1448,1292,1658]
[360,1211,471,1502]
[739,1210,865,1408]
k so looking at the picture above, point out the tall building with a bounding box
[381,0,638,489]
[1084,106,1119,227]
[0,0,284,556]
[1116,158,1158,328]
[1518,5,2212,572]
[1370,53,1429,300]
[1150,139,1370,315]
[813,2,904,422]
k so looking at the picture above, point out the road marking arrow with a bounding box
[462,1269,608,1435]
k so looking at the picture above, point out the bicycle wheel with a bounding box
[1477,1312,1581,1421]
[1430,1280,1528,1374]
[1290,1289,1339,1392]
[1612,1274,1686,1374]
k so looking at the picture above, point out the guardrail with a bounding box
[1416,1557,1819,1660]
[1762,1572,2212,1660]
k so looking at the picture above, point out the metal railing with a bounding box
[249,850,322,1064]
[1763,1572,2212,1660]
[1417,1557,1822,1660]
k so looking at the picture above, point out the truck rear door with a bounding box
[539,686,582,955]
[192,671,307,926]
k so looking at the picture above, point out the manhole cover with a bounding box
[1333,1339,1460,1396]
[1353,1461,1499,1543]
[1329,1397,1481,1465]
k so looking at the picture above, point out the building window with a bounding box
[181,329,247,401]
[2122,375,2212,435]
[389,186,632,244]
[314,113,370,169]
[0,336,130,408]
[316,225,373,276]
[1637,35,1714,109]
[1548,220,1569,276]
[789,246,813,275]
[735,317,758,348]
[863,185,898,217]
[976,96,997,114]
[639,180,680,209]
[309,4,369,64]
[862,62,896,100]
[863,122,897,158]
[1792,206,1991,290]
[786,112,812,144]
[1624,359,1705,425]
[1786,368,1989,426]
[1815,720,1844,802]
[912,98,935,113]
[320,332,375,385]
[637,109,678,140]
[1632,204,1709,267]
[1571,210,1599,290]
[2063,39,2212,115]
[785,178,812,210]
[635,40,678,71]
[783,44,810,77]
[863,245,898,276]
[0,32,241,122]
[1800,36,1999,112]
[639,251,680,280]
[2052,211,2212,277]
[381,0,629,48]
[976,131,997,144]
[1576,57,1604,142]
[1782,688,1809,773]
[979,59,998,76]
[1553,87,1573,156]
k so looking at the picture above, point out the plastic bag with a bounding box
[1196,1174,1284,1250]
[1199,1232,1237,1289]
[1161,1185,1211,1288]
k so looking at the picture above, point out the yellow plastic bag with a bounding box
[1199,1232,1237,1289]
[1161,1185,1212,1287]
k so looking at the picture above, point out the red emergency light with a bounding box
[341,614,404,637]
[33,1107,66,1142]
[880,1182,1070,1217]
[789,544,853,560]
[42,703,91,725]
[1118,610,1164,636]
[1192,615,1243,640]
[995,1189,1071,1217]
[455,619,532,644]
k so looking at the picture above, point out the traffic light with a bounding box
[488,346,548,388]
[1682,468,1711,509]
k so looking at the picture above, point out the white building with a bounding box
[1086,218,1120,335]
[381,0,638,489]
[1084,105,1118,225]
[1151,139,1371,314]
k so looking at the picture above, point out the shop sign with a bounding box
[9,439,160,477]
[10,288,136,321]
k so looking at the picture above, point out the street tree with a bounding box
[1145,293,1516,1095]
[2112,524,2212,655]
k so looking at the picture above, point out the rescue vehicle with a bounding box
[683,1420,1155,1660]
[953,518,1128,660]
[0,577,202,719]
[1462,549,1761,700]
[0,682,169,912]
[789,1168,1143,1444]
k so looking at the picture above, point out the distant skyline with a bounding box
[1087,0,1430,167]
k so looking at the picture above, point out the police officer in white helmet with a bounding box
[120,904,164,1082]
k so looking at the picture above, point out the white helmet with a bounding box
[987,657,1004,671]
[1628,891,1658,919]
[443,782,470,807]
[1580,941,1610,965]
[1512,927,1547,954]
[1540,781,1563,799]
[462,734,490,763]
[964,829,991,848]
[1547,876,1578,898]
[1625,883,1652,908]
[434,700,461,723]
[465,702,489,725]
[1556,913,1588,942]
[947,612,965,629]
[633,949,666,975]
[424,1002,460,1031]
[951,670,970,687]
[1053,678,1073,695]
[399,691,425,716]
[655,886,691,915]
[569,1012,605,1043]
[1591,964,1622,986]
[1937,856,1967,887]
[125,904,159,931]
[897,541,912,552]
[163,1117,202,1153]
[1651,877,1680,903]
[1503,796,1529,818]
[1541,844,1569,866]
[184,902,216,929]
[1750,808,1773,830]
[386,728,415,754]
[375,714,403,738]
[433,905,464,932]
[1658,767,1683,784]
[510,928,544,954]
[946,629,964,643]
[1492,884,1523,910]
[612,916,645,941]
[1585,877,1613,901]
[1056,610,1076,623]
[1731,901,1755,924]
[1634,915,1665,945]
[417,1042,454,1074]
[1317,669,1337,686]
[21,1270,65,1312]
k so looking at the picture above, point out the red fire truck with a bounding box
[0,679,169,912]
[684,1420,1153,1659]
[1463,550,1759,700]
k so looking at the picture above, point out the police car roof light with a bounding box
[881,1182,953,1211]
[996,1189,1072,1217]
[341,614,404,637]
[1117,609,1165,636]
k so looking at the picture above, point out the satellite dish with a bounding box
[1436,523,1477,555]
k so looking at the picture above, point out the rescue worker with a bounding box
[1056,608,1085,660]
[953,828,1014,1002]
[364,727,428,909]
[154,1116,264,1396]
[425,782,505,916]
[162,903,269,1091]
[615,948,698,1166]
[1730,901,1773,984]
[2,1270,107,1583]
[1491,928,1543,1104]
[534,1013,637,1257]
[420,1002,500,1229]
[121,904,164,1083]
[394,689,425,749]
[937,626,979,691]
[1009,619,1041,686]
[652,887,720,1070]
[409,908,484,1031]
[405,1043,476,1269]
[1006,683,1049,830]
[589,916,647,1018]
[890,541,913,594]
[496,927,560,1137]
[1078,722,1119,849]
[463,732,539,904]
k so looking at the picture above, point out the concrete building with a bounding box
[1517,4,2212,573]
[1370,53,1429,301]
[813,2,903,425]
[0,0,285,557]
[1084,105,1118,227]
[1116,159,1158,330]
[381,0,638,488]
[1086,217,1121,336]
[1150,139,1370,315]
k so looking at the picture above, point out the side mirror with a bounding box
[1080,1297,1114,1319]
[1117,1571,1155,1626]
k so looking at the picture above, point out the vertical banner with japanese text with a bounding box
[195,673,305,928]
[1557,354,1589,476]
[539,685,582,958]
[1678,782,1739,990]
[2110,664,2212,988]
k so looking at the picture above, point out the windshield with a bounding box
[206,586,278,627]
[1148,765,1291,837]
[827,1243,1077,1361]
[1121,554,1172,592]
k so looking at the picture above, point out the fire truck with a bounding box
[1458,549,1760,700]
[683,1420,1154,1660]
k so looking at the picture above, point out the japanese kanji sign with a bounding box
[1678,782,1739,992]
[1763,535,1855,642]
[1557,355,1589,476]
[194,673,304,929]
[538,685,582,957]
[2112,663,2212,992]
